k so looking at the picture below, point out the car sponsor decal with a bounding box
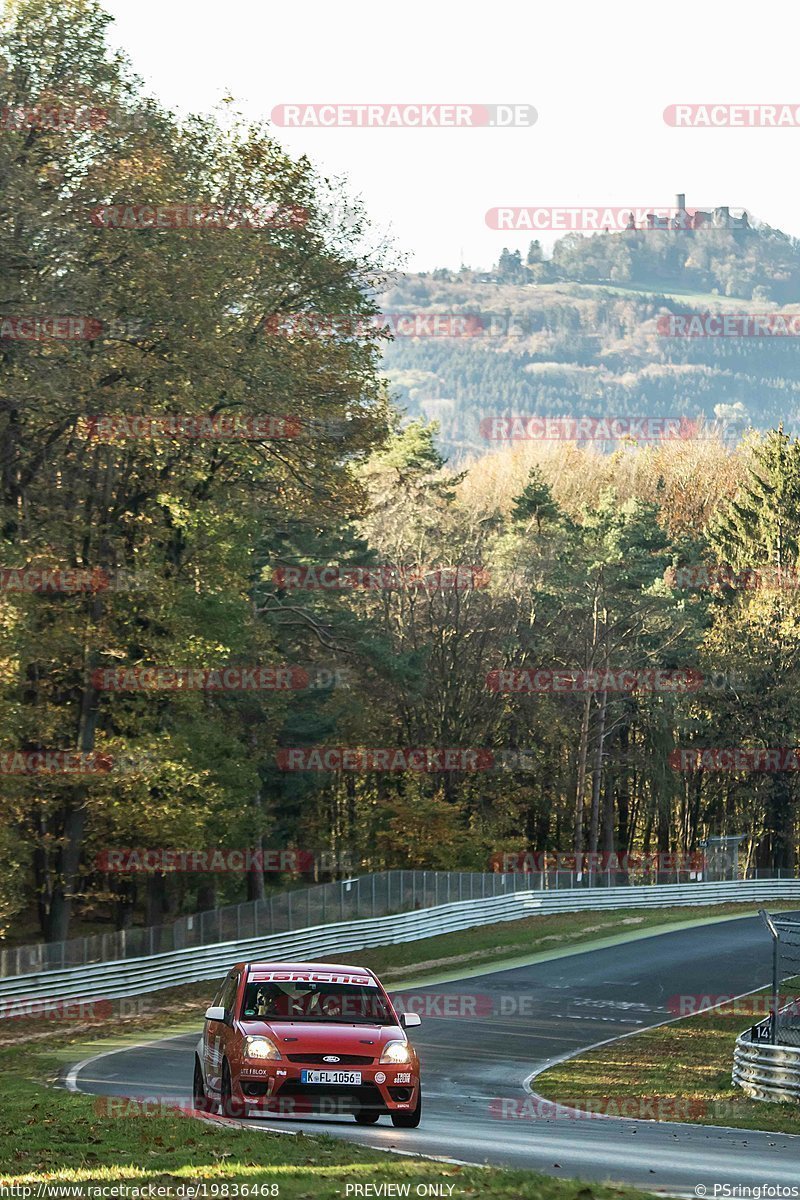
[249,971,376,986]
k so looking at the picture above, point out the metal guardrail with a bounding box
[3,877,800,1014]
[1,869,530,977]
[733,1027,800,1102]
[4,865,792,979]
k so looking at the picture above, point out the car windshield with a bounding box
[241,980,394,1024]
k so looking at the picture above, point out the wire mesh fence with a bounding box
[2,863,793,979]
[774,917,800,1046]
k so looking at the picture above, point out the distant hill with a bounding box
[378,222,800,460]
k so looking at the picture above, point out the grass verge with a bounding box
[2,898,796,1195]
[534,982,800,1135]
[0,1041,653,1199]
[331,901,796,982]
[5,900,794,1047]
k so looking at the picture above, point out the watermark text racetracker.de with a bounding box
[665,102,800,127]
[0,751,115,776]
[0,103,149,132]
[485,206,735,231]
[264,311,513,338]
[95,848,354,874]
[271,565,489,591]
[271,103,536,127]
[668,993,800,1017]
[489,851,710,873]
[480,416,698,442]
[91,666,311,692]
[668,564,800,591]
[486,668,702,694]
[658,313,800,337]
[0,315,102,340]
[490,1095,711,1120]
[670,748,800,771]
[276,747,495,772]
[89,664,351,692]
[89,203,307,230]
[0,566,148,593]
[0,996,150,1021]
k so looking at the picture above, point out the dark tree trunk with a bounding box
[588,689,608,855]
[145,872,167,926]
[43,800,89,942]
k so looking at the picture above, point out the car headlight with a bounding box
[244,1035,281,1061]
[380,1040,412,1064]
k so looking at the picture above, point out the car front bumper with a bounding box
[236,1063,419,1114]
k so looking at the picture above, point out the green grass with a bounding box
[0,1043,652,1199]
[534,983,800,1135]
[5,899,792,1045]
[4,898,798,1195]
[324,901,800,983]
[532,279,765,306]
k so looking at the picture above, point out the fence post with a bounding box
[758,909,780,1045]
[372,874,376,916]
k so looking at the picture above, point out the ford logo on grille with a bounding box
[322,1055,340,1063]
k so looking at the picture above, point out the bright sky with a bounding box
[103,0,800,272]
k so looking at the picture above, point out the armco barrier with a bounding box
[11,866,780,979]
[2,878,800,1014]
[7,864,757,979]
[733,1030,800,1102]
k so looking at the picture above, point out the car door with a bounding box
[205,972,238,1095]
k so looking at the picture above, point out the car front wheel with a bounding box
[221,1060,246,1119]
[193,1056,210,1113]
[390,1087,421,1128]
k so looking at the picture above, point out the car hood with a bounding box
[238,1020,402,1054]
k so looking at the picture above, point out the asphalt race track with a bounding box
[67,914,800,1196]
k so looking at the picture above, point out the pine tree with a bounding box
[511,468,559,531]
[712,428,800,573]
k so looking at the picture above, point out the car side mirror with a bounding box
[204,1005,227,1022]
[401,1012,421,1028]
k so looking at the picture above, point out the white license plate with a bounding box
[300,1069,362,1085]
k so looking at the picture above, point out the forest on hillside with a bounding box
[4,1,800,948]
[381,229,800,459]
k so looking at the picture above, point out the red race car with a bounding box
[193,960,422,1126]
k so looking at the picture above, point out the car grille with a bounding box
[286,1053,374,1065]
